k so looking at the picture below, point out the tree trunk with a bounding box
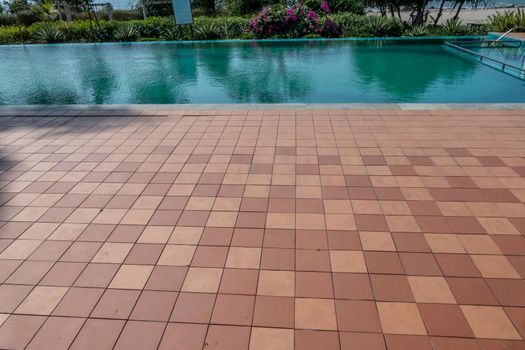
[107,4,113,20]
[413,1,426,25]
[432,0,446,25]
[453,0,465,19]
[57,1,63,21]
[64,3,72,22]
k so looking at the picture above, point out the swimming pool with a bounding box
[1,38,524,105]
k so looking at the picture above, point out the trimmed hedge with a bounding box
[0,16,251,44]
[0,14,488,45]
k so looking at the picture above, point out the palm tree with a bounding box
[452,0,490,20]
[37,0,58,21]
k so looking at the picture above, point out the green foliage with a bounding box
[437,18,467,36]
[194,20,223,39]
[6,0,30,14]
[193,20,221,39]
[0,25,30,43]
[16,8,42,25]
[33,22,64,42]
[303,0,364,14]
[159,26,180,40]
[224,0,278,16]
[0,13,17,25]
[191,0,216,15]
[331,13,404,37]
[466,23,489,35]
[58,20,119,41]
[404,24,427,36]
[0,11,488,45]
[113,22,140,41]
[303,32,322,38]
[488,9,525,32]
[360,15,403,37]
[58,20,98,41]
[112,9,143,20]
[219,16,249,38]
[37,1,58,21]
[138,16,173,37]
[330,12,360,36]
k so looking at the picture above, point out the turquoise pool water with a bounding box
[1,38,524,104]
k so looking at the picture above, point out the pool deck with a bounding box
[2,103,525,114]
[0,107,525,349]
[508,32,525,41]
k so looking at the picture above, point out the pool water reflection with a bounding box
[1,39,524,104]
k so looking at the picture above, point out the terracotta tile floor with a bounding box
[0,109,524,349]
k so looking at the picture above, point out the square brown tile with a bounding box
[205,325,250,350]
[211,294,255,326]
[371,274,414,302]
[170,292,216,323]
[295,272,333,298]
[418,303,473,337]
[333,273,373,300]
[295,298,337,330]
[158,323,207,350]
[336,300,382,332]
[91,289,140,319]
[130,290,177,321]
[253,296,294,328]
[113,321,164,350]
[377,302,427,335]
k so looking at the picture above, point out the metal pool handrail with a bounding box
[449,39,523,48]
[493,26,525,46]
[444,41,525,80]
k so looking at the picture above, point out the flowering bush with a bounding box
[249,1,338,38]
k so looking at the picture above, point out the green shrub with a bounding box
[404,25,428,36]
[304,0,364,14]
[111,9,143,21]
[360,15,404,37]
[139,16,174,38]
[224,0,278,16]
[331,13,405,37]
[37,1,58,21]
[488,9,525,32]
[466,23,489,35]
[59,20,98,41]
[0,13,17,26]
[219,16,249,38]
[58,20,119,42]
[159,26,180,40]
[437,18,467,36]
[6,0,30,14]
[0,25,31,44]
[0,12,487,45]
[249,3,338,38]
[113,23,140,41]
[32,22,64,42]
[331,12,361,36]
[193,20,222,39]
[16,8,42,26]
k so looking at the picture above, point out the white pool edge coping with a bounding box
[1,103,525,113]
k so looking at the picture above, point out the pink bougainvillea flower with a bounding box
[320,0,330,12]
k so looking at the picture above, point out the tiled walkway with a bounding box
[0,109,524,350]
